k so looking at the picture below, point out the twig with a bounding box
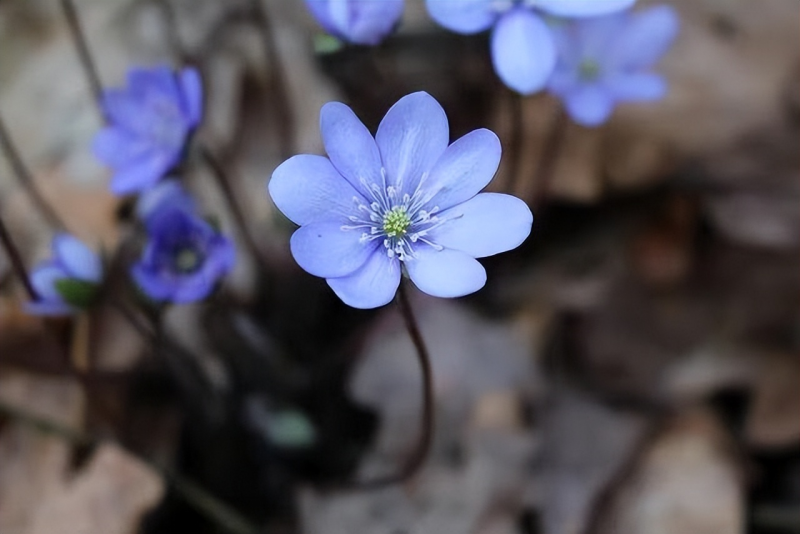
[0,115,67,231]
[60,0,104,109]
[0,215,38,300]
[0,398,261,534]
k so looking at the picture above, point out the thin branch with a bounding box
[0,215,38,300]
[0,398,260,534]
[0,115,67,231]
[60,0,104,109]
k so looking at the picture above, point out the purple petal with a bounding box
[346,0,404,45]
[431,193,532,258]
[100,90,152,137]
[491,9,555,95]
[320,102,383,197]
[606,5,679,69]
[375,91,449,195]
[425,0,496,34]
[178,67,204,127]
[327,252,401,309]
[136,179,197,221]
[563,84,615,127]
[53,234,102,282]
[269,155,365,226]
[424,129,501,212]
[30,263,68,301]
[109,152,174,195]
[25,300,74,316]
[290,222,376,278]
[92,127,153,167]
[131,263,173,302]
[605,72,667,101]
[406,246,486,298]
[127,65,180,103]
[535,0,637,18]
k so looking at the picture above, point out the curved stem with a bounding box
[0,215,38,300]
[0,114,67,231]
[60,0,104,110]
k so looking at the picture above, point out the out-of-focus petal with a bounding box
[109,152,174,195]
[92,127,152,167]
[375,91,449,195]
[431,193,533,258]
[320,102,383,197]
[136,179,196,221]
[327,252,400,309]
[305,0,337,34]
[269,155,365,226]
[348,0,404,45]
[606,5,679,69]
[30,263,68,301]
[290,222,375,278]
[406,246,486,298]
[605,72,666,101]
[425,0,496,34]
[131,264,173,302]
[25,301,73,316]
[491,9,555,95]
[564,84,614,126]
[127,65,180,102]
[53,234,102,282]
[535,0,637,18]
[424,129,501,211]
[178,67,204,127]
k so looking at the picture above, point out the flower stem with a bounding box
[60,0,104,110]
[0,114,67,231]
[507,91,526,196]
[198,145,272,275]
[530,103,567,210]
[0,215,38,300]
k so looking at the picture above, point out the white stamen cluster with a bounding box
[341,167,452,262]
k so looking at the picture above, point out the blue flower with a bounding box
[135,179,196,222]
[268,91,533,309]
[27,234,103,316]
[92,65,203,196]
[548,5,679,126]
[304,0,404,45]
[131,208,235,304]
[425,0,637,94]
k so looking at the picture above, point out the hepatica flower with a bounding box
[135,179,196,223]
[269,92,533,309]
[92,65,203,196]
[426,0,637,94]
[304,0,404,45]
[548,5,679,126]
[27,234,103,316]
[131,208,235,304]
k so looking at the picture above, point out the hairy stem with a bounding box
[0,114,67,231]
[0,215,38,300]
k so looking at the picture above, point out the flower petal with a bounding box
[101,90,157,137]
[406,246,486,298]
[425,0,496,34]
[127,65,180,103]
[109,152,174,195]
[290,222,375,278]
[430,193,533,258]
[25,301,73,316]
[131,263,173,302]
[535,0,637,18]
[53,234,102,282]
[605,72,666,101]
[563,84,614,127]
[320,102,383,197]
[92,127,152,167]
[136,179,196,221]
[375,91,449,195]
[178,67,204,127]
[347,0,404,45]
[606,5,679,69]
[30,263,68,301]
[269,155,365,226]
[491,9,555,95]
[327,252,401,309]
[424,129,501,211]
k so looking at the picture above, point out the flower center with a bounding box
[173,246,203,273]
[383,206,411,237]
[579,59,602,81]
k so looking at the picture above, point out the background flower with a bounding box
[92,65,203,196]
[269,91,533,309]
[425,0,637,94]
[26,234,103,316]
[131,208,235,304]
[548,4,679,126]
[304,0,404,45]
[135,178,197,222]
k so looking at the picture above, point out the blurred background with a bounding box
[0,0,798,533]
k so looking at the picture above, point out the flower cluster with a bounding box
[269,92,533,308]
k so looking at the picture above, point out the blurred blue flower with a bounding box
[131,209,235,304]
[27,234,103,316]
[548,5,679,126]
[426,0,637,94]
[269,91,533,309]
[305,0,404,45]
[135,179,196,222]
[93,65,203,196]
